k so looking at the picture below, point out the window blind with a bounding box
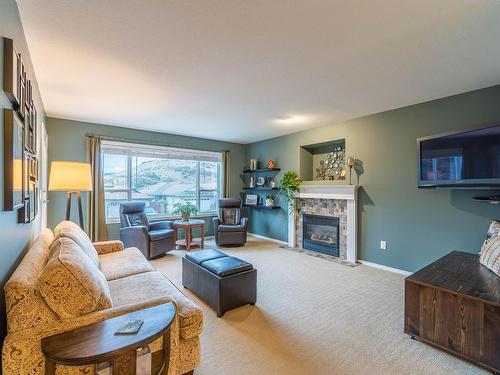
[101,140,223,163]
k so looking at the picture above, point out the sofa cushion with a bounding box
[38,237,113,319]
[108,271,202,339]
[53,221,100,267]
[99,247,155,281]
[149,229,174,242]
[486,220,500,241]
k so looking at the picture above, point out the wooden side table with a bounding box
[41,303,176,375]
[173,219,205,250]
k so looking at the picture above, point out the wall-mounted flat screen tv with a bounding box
[417,124,500,188]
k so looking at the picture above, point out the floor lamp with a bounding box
[48,161,92,229]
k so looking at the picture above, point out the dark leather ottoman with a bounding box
[182,249,257,317]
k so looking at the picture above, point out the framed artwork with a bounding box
[245,194,258,205]
[3,38,21,107]
[29,180,37,222]
[17,153,30,223]
[3,109,24,210]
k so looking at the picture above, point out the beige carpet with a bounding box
[151,236,488,375]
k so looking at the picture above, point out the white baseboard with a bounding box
[248,233,288,246]
[358,260,412,276]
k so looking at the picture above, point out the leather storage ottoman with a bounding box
[182,249,257,317]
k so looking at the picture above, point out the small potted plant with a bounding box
[172,201,198,221]
[265,195,275,207]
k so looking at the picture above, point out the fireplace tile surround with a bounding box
[288,184,358,264]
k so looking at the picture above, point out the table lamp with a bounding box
[49,161,92,229]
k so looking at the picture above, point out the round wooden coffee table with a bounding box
[41,303,176,375]
[173,219,205,250]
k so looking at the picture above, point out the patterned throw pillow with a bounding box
[480,234,500,277]
[53,221,100,267]
[39,237,113,319]
[486,220,500,240]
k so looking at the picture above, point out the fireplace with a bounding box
[302,214,340,257]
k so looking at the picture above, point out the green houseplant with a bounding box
[279,170,302,214]
[172,201,198,221]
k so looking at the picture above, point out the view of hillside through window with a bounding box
[103,149,222,221]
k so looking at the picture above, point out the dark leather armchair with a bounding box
[119,201,175,259]
[213,198,248,246]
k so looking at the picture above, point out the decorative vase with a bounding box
[265,198,274,207]
[182,213,190,221]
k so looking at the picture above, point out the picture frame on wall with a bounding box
[3,109,24,211]
[3,38,21,107]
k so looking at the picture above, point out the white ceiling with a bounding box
[17,0,500,144]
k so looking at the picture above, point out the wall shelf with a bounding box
[243,204,280,210]
[242,168,281,174]
[242,187,280,191]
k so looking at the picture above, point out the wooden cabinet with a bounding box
[404,251,500,373]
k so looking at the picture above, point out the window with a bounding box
[102,141,224,222]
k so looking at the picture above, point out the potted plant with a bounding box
[265,195,275,207]
[279,170,302,215]
[172,201,198,221]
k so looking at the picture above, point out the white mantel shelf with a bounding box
[288,183,359,264]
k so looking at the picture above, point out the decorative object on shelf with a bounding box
[249,176,255,188]
[256,176,265,187]
[279,170,302,215]
[265,195,275,207]
[315,145,345,180]
[48,161,93,229]
[268,177,276,188]
[266,160,277,169]
[245,194,258,206]
[172,201,198,221]
[249,159,257,170]
[3,109,24,211]
[347,156,355,185]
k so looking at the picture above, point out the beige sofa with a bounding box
[2,221,203,375]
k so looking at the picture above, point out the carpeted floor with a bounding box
[151,236,488,375]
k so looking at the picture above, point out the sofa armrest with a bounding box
[240,217,248,230]
[93,240,124,255]
[212,217,221,230]
[120,226,149,252]
[149,220,173,231]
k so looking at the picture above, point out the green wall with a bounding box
[0,0,46,347]
[46,118,247,237]
[246,85,500,272]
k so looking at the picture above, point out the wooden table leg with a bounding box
[186,227,191,251]
[113,350,137,375]
[201,224,204,248]
[45,359,56,375]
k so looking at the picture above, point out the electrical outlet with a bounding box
[380,240,387,250]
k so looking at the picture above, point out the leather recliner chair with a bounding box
[119,201,175,259]
[213,198,248,246]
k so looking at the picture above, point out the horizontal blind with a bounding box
[101,140,223,163]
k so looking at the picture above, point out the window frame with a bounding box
[102,142,224,224]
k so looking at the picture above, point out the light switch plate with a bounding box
[380,240,387,250]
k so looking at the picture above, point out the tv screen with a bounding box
[418,125,500,187]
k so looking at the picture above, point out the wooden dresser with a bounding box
[404,251,500,373]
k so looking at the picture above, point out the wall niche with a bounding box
[299,139,346,182]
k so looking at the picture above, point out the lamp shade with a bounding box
[49,161,92,191]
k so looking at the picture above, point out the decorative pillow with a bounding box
[39,237,113,319]
[53,221,99,267]
[480,235,500,277]
[486,220,500,241]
